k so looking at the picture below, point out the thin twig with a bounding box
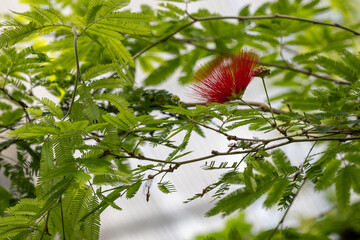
[133,20,196,59]
[0,87,31,122]
[239,98,274,126]
[261,76,276,124]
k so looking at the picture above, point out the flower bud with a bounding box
[253,66,271,78]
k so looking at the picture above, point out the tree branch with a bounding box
[0,87,31,122]
[135,13,355,85]
[176,135,360,165]
[133,20,196,59]
[134,13,359,60]
[189,13,360,36]
[259,61,351,85]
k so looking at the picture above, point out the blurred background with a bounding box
[0,1,334,239]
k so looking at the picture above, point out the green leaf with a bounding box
[85,2,104,25]
[340,49,360,76]
[84,123,109,133]
[144,58,180,86]
[228,228,242,240]
[166,125,192,161]
[37,97,63,119]
[94,93,129,112]
[163,105,195,117]
[244,165,257,192]
[0,186,11,215]
[102,113,129,130]
[93,0,130,20]
[89,78,127,89]
[158,181,176,194]
[206,182,272,216]
[335,166,351,210]
[315,159,341,190]
[55,120,89,132]
[0,108,24,125]
[348,165,360,194]
[93,173,130,186]
[126,181,142,199]
[37,139,55,186]
[263,178,290,208]
[83,64,116,81]
[107,39,135,67]
[83,196,100,240]
[8,123,60,139]
[316,56,357,82]
[0,22,68,48]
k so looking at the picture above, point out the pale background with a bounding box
[0,1,330,240]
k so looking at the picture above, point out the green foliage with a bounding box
[0,0,360,239]
[158,180,176,194]
[196,201,360,240]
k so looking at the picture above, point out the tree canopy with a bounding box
[0,0,360,239]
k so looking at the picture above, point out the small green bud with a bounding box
[254,66,271,78]
[171,95,180,103]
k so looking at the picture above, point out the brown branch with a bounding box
[133,20,196,59]
[106,150,173,165]
[0,87,31,122]
[172,37,218,52]
[134,13,356,85]
[40,211,52,240]
[189,14,360,36]
[259,61,351,85]
[114,134,358,166]
[134,13,359,60]
[176,135,360,165]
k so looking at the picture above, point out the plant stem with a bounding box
[59,196,66,240]
[261,77,276,124]
[63,30,81,119]
[239,98,274,126]
[40,211,51,240]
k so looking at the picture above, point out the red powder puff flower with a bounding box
[190,50,260,103]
